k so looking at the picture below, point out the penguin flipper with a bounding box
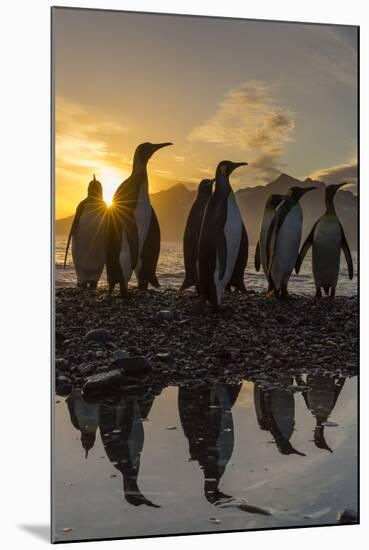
[265,215,277,275]
[139,207,161,287]
[217,230,227,281]
[340,225,353,279]
[295,222,317,274]
[229,223,248,291]
[63,200,86,268]
[254,241,261,272]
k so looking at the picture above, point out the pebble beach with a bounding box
[55,287,358,396]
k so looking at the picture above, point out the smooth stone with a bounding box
[157,310,174,321]
[78,363,96,377]
[85,328,113,343]
[82,370,124,397]
[55,358,68,370]
[111,356,152,376]
[154,352,172,363]
[112,349,130,360]
[56,374,72,396]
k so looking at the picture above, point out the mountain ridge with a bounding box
[56,173,357,249]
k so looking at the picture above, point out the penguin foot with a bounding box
[119,282,129,299]
[266,289,277,298]
[137,281,149,291]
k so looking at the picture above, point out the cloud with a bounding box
[304,27,357,89]
[55,96,130,177]
[309,158,358,190]
[188,81,295,181]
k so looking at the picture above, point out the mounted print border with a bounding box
[51,6,359,544]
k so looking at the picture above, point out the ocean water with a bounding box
[55,237,357,296]
[52,376,358,542]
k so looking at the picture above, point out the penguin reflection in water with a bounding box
[198,161,249,309]
[64,175,107,289]
[66,390,100,458]
[254,194,286,290]
[106,142,172,297]
[296,374,346,453]
[265,186,316,298]
[254,377,305,456]
[179,383,271,515]
[99,386,161,508]
[295,183,353,298]
[181,178,215,291]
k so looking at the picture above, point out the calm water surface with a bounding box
[52,375,358,542]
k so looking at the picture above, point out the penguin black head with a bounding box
[88,174,103,199]
[266,194,286,209]
[325,182,348,202]
[216,160,248,178]
[287,186,316,202]
[80,431,96,459]
[314,424,333,453]
[135,141,173,164]
[198,178,215,195]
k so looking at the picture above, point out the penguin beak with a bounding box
[151,142,173,152]
[230,162,248,174]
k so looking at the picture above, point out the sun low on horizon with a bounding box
[97,166,125,206]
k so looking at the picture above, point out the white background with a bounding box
[0,0,366,548]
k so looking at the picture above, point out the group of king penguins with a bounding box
[64,141,354,309]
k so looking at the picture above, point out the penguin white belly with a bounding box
[72,206,106,284]
[214,194,242,304]
[260,210,275,276]
[133,184,152,273]
[271,204,302,290]
[312,217,341,288]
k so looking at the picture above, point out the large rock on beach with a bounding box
[111,356,152,377]
[82,369,124,397]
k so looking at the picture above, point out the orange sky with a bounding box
[54,8,357,219]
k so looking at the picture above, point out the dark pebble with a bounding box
[85,328,113,343]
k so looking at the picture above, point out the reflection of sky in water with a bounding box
[52,376,357,542]
[55,238,358,296]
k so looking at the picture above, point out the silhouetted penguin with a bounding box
[296,374,345,452]
[198,160,248,308]
[254,194,286,290]
[295,183,353,298]
[66,390,100,458]
[265,186,316,297]
[254,378,305,456]
[106,142,172,296]
[64,175,107,289]
[178,383,241,505]
[181,178,215,291]
[99,386,161,508]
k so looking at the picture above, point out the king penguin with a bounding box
[64,175,107,289]
[265,185,316,298]
[295,183,353,298]
[254,194,286,289]
[181,178,214,291]
[105,142,172,296]
[198,160,248,308]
